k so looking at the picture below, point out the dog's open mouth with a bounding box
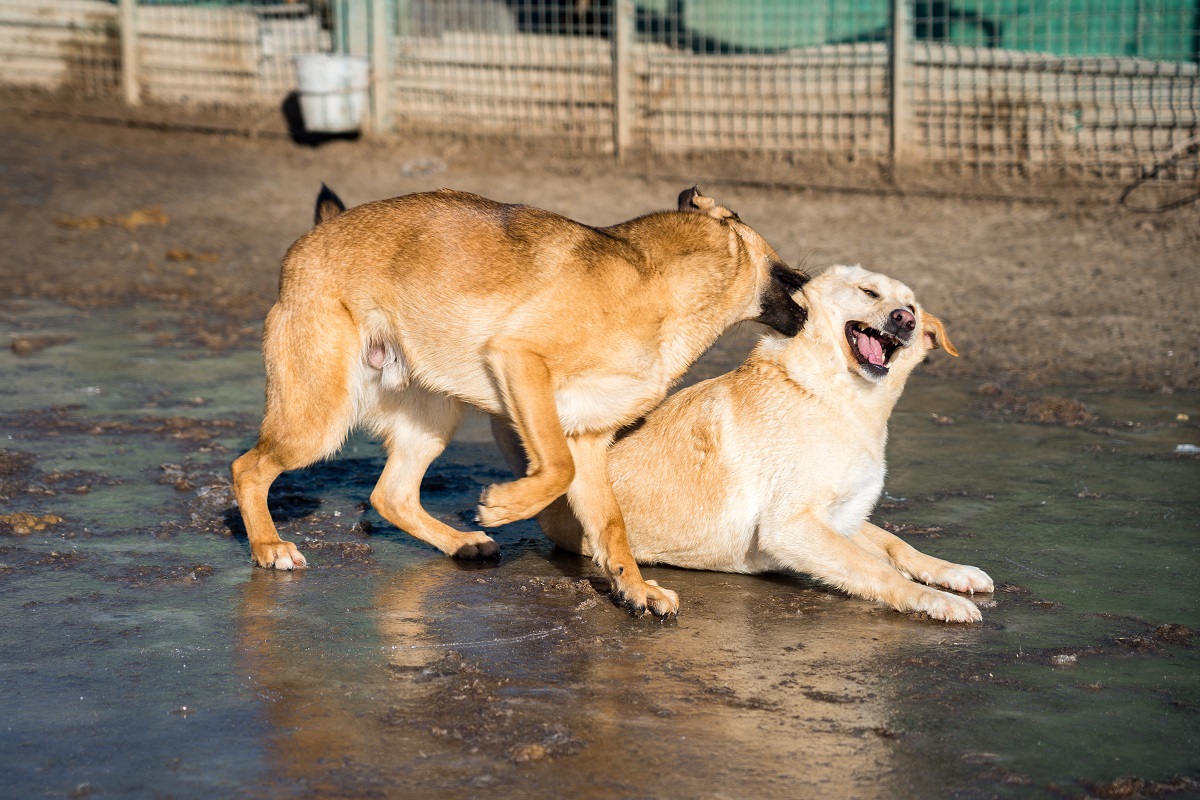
[846,321,902,378]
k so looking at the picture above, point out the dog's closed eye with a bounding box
[861,287,879,299]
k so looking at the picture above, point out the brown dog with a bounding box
[232,186,807,616]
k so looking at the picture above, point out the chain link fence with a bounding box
[1,0,1197,181]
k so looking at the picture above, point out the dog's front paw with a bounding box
[921,564,994,595]
[611,576,680,618]
[911,587,982,623]
[477,481,541,528]
[252,540,308,570]
[477,482,525,525]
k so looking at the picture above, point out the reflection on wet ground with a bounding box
[2,300,1198,799]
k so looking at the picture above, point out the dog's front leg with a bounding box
[567,433,680,617]
[855,522,993,595]
[490,416,590,556]
[478,341,576,527]
[770,512,982,622]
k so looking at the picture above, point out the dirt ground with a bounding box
[2,106,1198,390]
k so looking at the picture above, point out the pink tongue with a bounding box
[855,331,885,366]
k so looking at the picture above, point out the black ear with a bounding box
[677,186,738,220]
[772,262,810,292]
[754,262,810,337]
[314,183,346,226]
[677,185,702,211]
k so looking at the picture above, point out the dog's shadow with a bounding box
[281,91,362,148]
[220,455,509,568]
[220,456,383,546]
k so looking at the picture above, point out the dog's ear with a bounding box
[921,311,959,357]
[678,186,739,221]
[754,262,810,336]
[772,262,810,293]
[314,183,346,227]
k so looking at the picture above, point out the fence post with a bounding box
[342,0,369,56]
[612,0,634,160]
[889,0,911,165]
[368,0,392,135]
[119,0,140,106]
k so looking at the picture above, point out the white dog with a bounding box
[501,264,993,622]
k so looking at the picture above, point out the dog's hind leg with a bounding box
[370,387,499,560]
[232,303,359,570]
[476,342,576,527]
[855,522,993,595]
[566,432,680,617]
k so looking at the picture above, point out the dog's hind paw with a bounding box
[252,540,308,570]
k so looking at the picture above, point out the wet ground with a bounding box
[2,299,1197,799]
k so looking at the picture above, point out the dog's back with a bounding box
[278,189,784,426]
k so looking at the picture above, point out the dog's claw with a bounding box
[619,598,647,617]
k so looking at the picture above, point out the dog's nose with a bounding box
[890,308,916,332]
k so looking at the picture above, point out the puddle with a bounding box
[2,300,1198,798]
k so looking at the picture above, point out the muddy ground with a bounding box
[2,105,1198,390]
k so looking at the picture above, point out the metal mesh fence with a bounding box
[390,1,616,151]
[131,2,328,105]
[0,0,329,105]
[628,2,891,156]
[1,0,1197,181]
[908,0,1200,178]
[0,0,123,96]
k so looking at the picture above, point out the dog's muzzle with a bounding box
[846,321,902,379]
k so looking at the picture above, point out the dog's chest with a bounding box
[555,368,670,435]
[553,334,694,434]
[826,463,885,534]
[773,435,884,535]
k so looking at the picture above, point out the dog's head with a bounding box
[677,187,809,337]
[800,264,957,384]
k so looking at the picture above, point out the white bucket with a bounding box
[293,54,370,134]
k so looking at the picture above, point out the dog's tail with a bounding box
[314,183,346,227]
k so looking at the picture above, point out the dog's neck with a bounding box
[613,213,761,373]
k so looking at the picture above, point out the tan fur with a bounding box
[233,187,805,617]
[513,265,994,622]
